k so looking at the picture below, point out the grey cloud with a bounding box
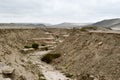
[0,0,120,23]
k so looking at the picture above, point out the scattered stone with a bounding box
[4,78,12,80]
[0,75,12,80]
[2,66,14,74]
[20,48,34,53]
[98,42,103,46]
[40,76,46,80]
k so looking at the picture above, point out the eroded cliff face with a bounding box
[0,29,47,80]
[0,28,70,80]
[52,30,120,80]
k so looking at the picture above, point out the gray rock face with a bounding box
[2,66,14,74]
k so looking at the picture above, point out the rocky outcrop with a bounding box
[2,66,14,74]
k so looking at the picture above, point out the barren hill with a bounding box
[0,28,70,80]
[0,29,48,80]
[49,22,91,28]
[52,30,120,80]
[92,18,120,28]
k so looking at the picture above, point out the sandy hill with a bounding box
[52,29,120,80]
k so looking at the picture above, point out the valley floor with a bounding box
[27,51,71,80]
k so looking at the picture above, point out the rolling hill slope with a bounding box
[52,30,120,80]
[92,18,120,28]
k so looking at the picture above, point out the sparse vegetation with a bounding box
[105,27,112,30]
[52,53,61,58]
[79,74,106,80]
[64,73,73,78]
[41,44,46,46]
[24,45,31,48]
[39,74,46,80]
[32,43,39,49]
[55,35,59,39]
[41,54,53,63]
[41,53,61,63]
[41,47,48,51]
[80,74,94,80]
[39,79,46,80]
[80,26,97,31]
[24,43,39,49]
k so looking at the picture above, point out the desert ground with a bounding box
[0,20,120,80]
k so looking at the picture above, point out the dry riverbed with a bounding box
[27,51,71,80]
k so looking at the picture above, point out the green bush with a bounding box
[64,73,73,78]
[41,53,61,63]
[24,45,31,48]
[32,43,39,49]
[52,53,61,58]
[41,54,53,63]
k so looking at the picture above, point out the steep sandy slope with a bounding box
[0,29,49,80]
[0,28,70,80]
[28,51,71,80]
[52,30,120,80]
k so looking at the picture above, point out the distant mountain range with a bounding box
[0,18,120,30]
[47,22,91,28]
[0,23,46,29]
[91,18,120,28]
[51,19,120,29]
[0,22,90,28]
[0,23,46,27]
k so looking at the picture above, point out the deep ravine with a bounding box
[27,51,72,80]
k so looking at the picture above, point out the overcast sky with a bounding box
[0,0,120,24]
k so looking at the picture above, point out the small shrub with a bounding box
[80,74,95,80]
[41,53,61,63]
[105,27,112,30]
[56,35,59,39]
[32,43,39,49]
[39,79,46,80]
[41,44,46,46]
[39,74,46,80]
[24,45,31,48]
[41,54,53,63]
[65,73,73,78]
[41,47,48,51]
[80,28,87,31]
[52,53,61,58]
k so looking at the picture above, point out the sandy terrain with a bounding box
[52,30,120,80]
[28,51,71,80]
